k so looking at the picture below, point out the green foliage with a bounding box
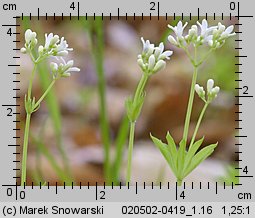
[151,132,218,185]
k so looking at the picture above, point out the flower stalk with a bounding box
[151,19,235,186]
[20,29,80,184]
[125,38,173,184]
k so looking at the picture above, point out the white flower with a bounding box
[51,58,80,79]
[208,23,236,48]
[138,38,173,74]
[141,37,153,54]
[44,33,59,50]
[55,37,73,56]
[168,21,188,47]
[197,19,217,38]
[220,25,235,39]
[169,21,188,38]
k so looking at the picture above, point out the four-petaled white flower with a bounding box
[138,38,173,74]
[51,59,80,79]
[44,33,60,50]
[197,19,217,41]
[55,37,73,56]
[168,21,188,47]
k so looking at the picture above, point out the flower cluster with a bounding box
[195,79,220,103]
[21,29,79,79]
[137,37,173,75]
[168,19,236,49]
[21,30,73,58]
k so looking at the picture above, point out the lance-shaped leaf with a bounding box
[183,143,218,178]
[177,139,186,179]
[150,134,177,175]
[183,137,204,172]
[166,131,178,170]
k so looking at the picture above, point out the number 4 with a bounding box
[7,28,12,36]
[70,2,75,10]
[180,191,185,199]
[243,166,248,174]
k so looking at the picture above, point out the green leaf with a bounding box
[111,115,129,184]
[177,139,186,179]
[150,134,177,175]
[183,137,204,172]
[35,137,73,184]
[166,131,177,170]
[183,143,218,178]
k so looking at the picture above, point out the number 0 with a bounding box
[230,2,236,10]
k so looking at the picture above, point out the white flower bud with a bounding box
[208,40,213,47]
[147,44,155,56]
[137,58,145,70]
[148,55,155,70]
[153,60,166,73]
[207,79,214,93]
[50,62,58,72]
[195,84,205,100]
[38,45,44,54]
[20,47,27,54]
[212,86,220,95]
[218,22,225,33]
[24,29,37,47]
[195,84,201,94]
[61,72,71,77]
[168,35,178,46]
[154,47,161,59]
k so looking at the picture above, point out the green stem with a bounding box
[133,74,149,104]
[126,121,136,185]
[21,113,31,185]
[34,80,56,109]
[182,49,198,143]
[21,63,38,185]
[189,102,209,149]
[125,73,149,185]
[177,178,182,186]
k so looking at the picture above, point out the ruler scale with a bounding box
[0,0,254,217]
